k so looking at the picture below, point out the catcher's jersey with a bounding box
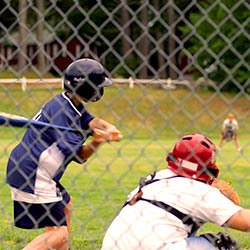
[222,118,239,131]
[101,169,241,250]
[6,92,94,203]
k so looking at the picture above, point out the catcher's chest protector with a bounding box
[123,172,201,236]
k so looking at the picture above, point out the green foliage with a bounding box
[179,0,250,92]
[114,55,141,78]
[1,0,248,88]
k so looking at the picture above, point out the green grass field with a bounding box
[0,85,250,249]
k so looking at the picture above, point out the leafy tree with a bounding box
[179,0,250,92]
[0,1,19,39]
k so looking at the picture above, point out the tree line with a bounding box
[0,0,249,92]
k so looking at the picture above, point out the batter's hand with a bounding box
[92,126,122,143]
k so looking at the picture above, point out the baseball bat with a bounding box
[0,112,122,141]
[0,112,77,132]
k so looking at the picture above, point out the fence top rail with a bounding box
[0,77,192,90]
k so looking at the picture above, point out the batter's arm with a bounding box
[77,140,103,162]
[77,118,122,161]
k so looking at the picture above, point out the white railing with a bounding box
[0,77,191,91]
[0,77,63,91]
[114,77,190,89]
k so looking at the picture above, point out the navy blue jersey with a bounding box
[6,92,94,195]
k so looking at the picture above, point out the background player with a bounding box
[101,133,249,250]
[6,58,122,250]
[218,112,241,151]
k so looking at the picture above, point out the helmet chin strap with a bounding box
[167,153,175,162]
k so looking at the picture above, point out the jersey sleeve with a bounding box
[53,112,94,157]
[36,96,94,159]
[193,187,242,226]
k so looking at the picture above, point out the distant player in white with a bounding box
[218,113,241,151]
[6,59,122,250]
[101,134,249,250]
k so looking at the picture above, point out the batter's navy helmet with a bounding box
[166,133,219,184]
[63,58,112,102]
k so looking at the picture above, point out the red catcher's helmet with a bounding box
[166,133,219,184]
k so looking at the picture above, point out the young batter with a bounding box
[6,58,122,250]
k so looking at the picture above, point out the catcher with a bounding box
[102,133,244,250]
[6,58,122,250]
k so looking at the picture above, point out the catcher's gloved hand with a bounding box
[200,232,239,250]
[211,179,240,205]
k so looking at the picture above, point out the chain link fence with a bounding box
[0,0,250,249]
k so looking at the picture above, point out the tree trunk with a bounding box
[153,0,166,79]
[139,0,149,79]
[36,0,46,77]
[121,0,131,57]
[18,0,27,76]
[167,0,177,79]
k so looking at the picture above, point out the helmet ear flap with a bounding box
[90,86,104,102]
